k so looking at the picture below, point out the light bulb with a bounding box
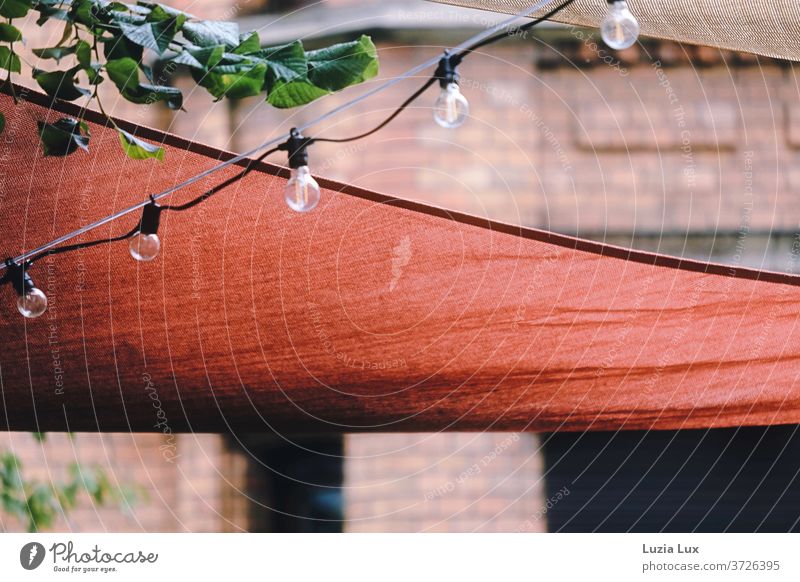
[433,82,469,129]
[284,166,321,212]
[16,286,47,318]
[129,233,161,261]
[601,1,639,49]
[6,261,48,318]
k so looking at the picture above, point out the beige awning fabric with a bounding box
[3,85,800,433]
[430,0,800,61]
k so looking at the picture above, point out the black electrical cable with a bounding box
[164,75,440,213]
[14,77,436,265]
[18,76,442,265]
[3,0,574,273]
[19,146,284,264]
[35,226,141,260]
[311,0,577,144]
[161,146,281,212]
[310,0,577,145]
[20,153,285,264]
[455,0,577,58]
[310,76,439,145]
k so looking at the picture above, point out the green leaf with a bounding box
[0,112,5,135]
[0,0,32,19]
[75,40,91,68]
[105,56,139,92]
[0,23,22,42]
[182,20,239,48]
[37,118,90,156]
[262,36,378,108]
[146,4,189,22]
[103,34,144,62]
[36,0,74,23]
[31,432,46,442]
[36,4,70,25]
[85,62,103,84]
[306,35,378,92]
[117,128,164,160]
[56,22,73,47]
[80,468,101,502]
[232,31,260,55]
[106,9,146,26]
[106,57,183,109]
[183,40,309,103]
[255,41,307,90]
[57,481,79,510]
[32,40,91,66]
[32,45,77,62]
[118,13,186,55]
[34,67,91,101]
[133,82,182,110]
[25,485,60,531]
[169,44,224,70]
[190,54,265,100]
[0,492,26,518]
[267,79,328,109]
[0,46,21,73]
[0,453,23,489]
[71,0,103,27]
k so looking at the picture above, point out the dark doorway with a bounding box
[236,435,344,532]
[543,425,800,532]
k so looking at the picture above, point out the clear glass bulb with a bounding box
[17,287,47,318]
[433,83,469,129]
[601,1,640,50]
[129,232,161,262]
[284,166,321,212]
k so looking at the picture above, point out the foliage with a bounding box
[0,448,143,532]
[0,0,379,159]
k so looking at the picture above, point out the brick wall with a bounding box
[207,39,800,242]
[0,432,250,532]
[345,433,547,532]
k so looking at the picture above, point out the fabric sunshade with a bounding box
[430,0,800,62]
[2,85,800,433]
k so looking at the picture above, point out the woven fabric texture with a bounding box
[432,0,800,61]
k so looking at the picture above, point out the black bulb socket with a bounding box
[435,50,462,89]
[138,199,162,236]
[4,260,35,297]
[282,129,313,169]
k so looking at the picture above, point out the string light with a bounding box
[0,0,580,317]
[129,198,163,261]
[3,260,48,318]
[601,0,640,50]
[433,51,469,129]
[280,129,321,213]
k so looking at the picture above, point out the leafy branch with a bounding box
[0,449,143,532]
[0,0,379,160]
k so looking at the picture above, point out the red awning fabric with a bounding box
[2,85,800,433]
